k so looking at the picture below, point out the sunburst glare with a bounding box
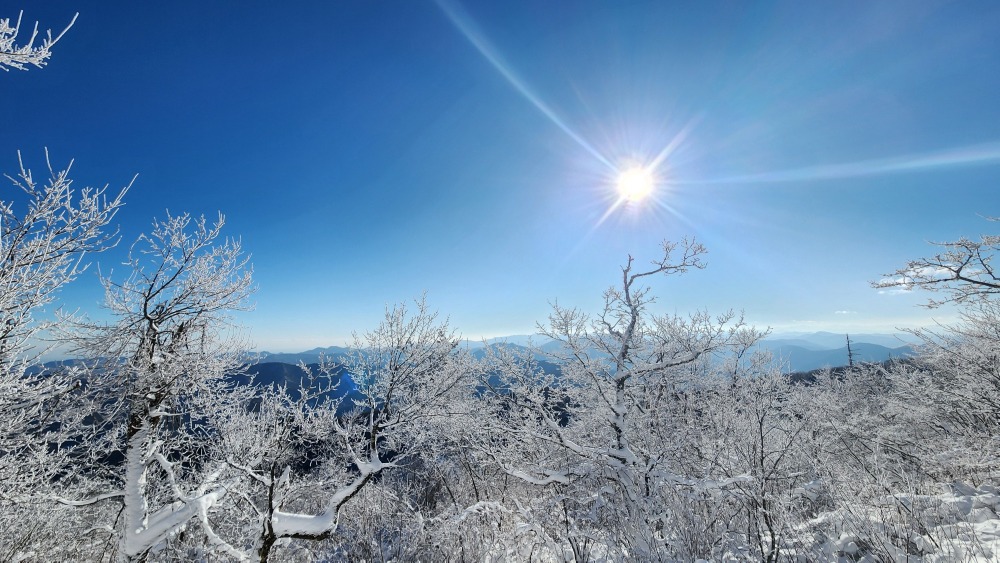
[616,166,655,202]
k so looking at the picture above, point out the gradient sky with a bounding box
[4,1,1000,351]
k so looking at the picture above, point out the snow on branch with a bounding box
[54,491,124,507]
[0,11,77,71]
[457,501,512,523]
[874,218,1000,307]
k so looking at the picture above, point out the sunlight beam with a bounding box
[690,141,1000,186]
[648,115,700,172]
[435,0,616,171]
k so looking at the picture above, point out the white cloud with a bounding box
[909,265,953,278]
[877,276,914,295]
[878,287,912,296]
[834,310,857,315]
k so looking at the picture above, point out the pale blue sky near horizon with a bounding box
[3,1,999,352]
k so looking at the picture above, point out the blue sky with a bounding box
[4,1,1000,351]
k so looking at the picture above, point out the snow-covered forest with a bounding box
[1,156,999,561]
[5,7,1000,563]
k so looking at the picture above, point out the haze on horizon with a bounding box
[4,1,1000,352]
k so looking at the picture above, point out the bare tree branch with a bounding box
[873,217,1000,307]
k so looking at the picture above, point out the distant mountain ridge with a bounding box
[761,331,917,372]
[259,331,918,374]
[758,342,915,373]
[256,346,351,366]
[765,331,919,349]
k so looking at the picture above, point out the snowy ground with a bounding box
[796,483,1000,562]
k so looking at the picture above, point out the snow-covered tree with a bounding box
[0,152,128,558]
[0,152,129,367]
[908,301,1000,437]
[0,11,77,72]
[217,297,474,561]
[57,212,254,561]
[876,218,1000,445]
[786,219,1000,559]
[469,239,771,559]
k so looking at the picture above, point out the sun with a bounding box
[616,166,655,202]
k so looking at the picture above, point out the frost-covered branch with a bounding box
[0,152,128,516]
[50,212,254,560]
[874,217,1000,307]
[0,11,77,71]
[54,491,125,507]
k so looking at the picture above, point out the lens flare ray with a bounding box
[692,142,1000,186]
[435,0,615,171]
[648,116,700,172]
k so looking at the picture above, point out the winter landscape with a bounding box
[3,2,1000,561]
